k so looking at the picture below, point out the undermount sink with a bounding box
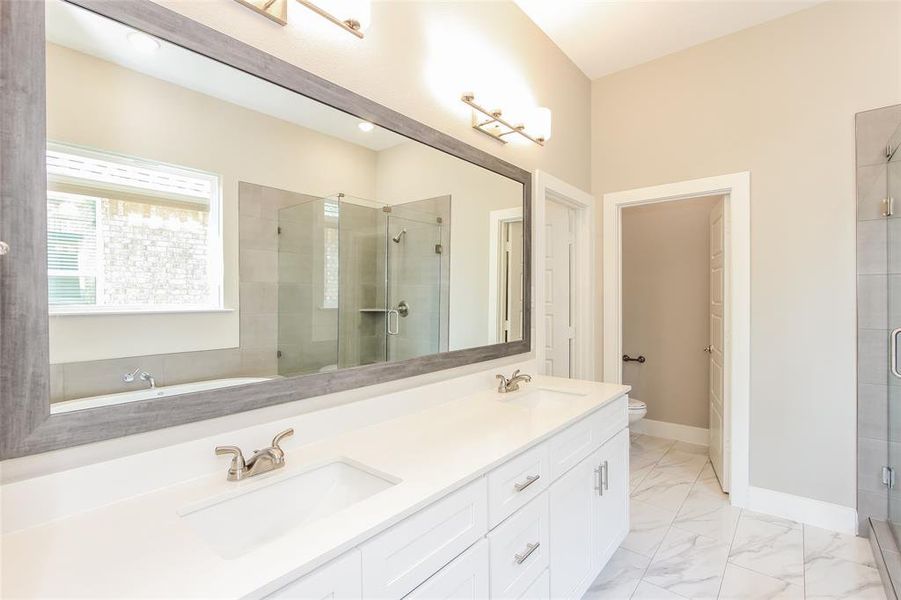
[179,458,399,558]
[496,388,587,410]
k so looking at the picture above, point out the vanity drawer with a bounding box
[488,442,549,528]
[403,539,489,600]
[592,395,629,451]
[518,569,549,600]
[361,478,488,599]
[266,550,361,599]
[487,492,549,600]
[548,396,628,480]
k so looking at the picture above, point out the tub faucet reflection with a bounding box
[123,368,156,389]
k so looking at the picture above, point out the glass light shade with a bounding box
[531,107,552,142]
[127,31,161,54]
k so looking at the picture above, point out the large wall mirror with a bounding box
[0,0,531,457]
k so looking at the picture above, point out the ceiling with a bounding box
[514,0,824,80]
[46,0,406,152]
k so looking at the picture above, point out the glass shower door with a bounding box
[385,214,442,362]
[887,122,901,543]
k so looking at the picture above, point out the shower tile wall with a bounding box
[857,103,901,532]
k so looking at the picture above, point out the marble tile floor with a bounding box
[584,433,886,600]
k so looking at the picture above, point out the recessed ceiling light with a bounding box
[358,121,375,133]
[127,31,161,54]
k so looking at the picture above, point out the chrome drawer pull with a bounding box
[514,542,540,565]
[594,466,602,495]
[603,460,609,491]
[513,474,540,492]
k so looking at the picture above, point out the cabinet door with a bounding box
[548,445,602,599]
[266,550,361,599]
[404,539,489,600]
[593,429,629,569]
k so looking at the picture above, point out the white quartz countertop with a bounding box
[1,376,629,599]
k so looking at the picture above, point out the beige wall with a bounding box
[591,1,901,508]
[622,196,719,429]
[151,0,591,190]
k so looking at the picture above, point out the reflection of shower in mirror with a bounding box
[391,228,407,243]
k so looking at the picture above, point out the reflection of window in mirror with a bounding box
[46,143,222,314]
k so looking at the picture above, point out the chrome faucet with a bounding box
[123,368,156,389]
[496,369,532,393]
[215,428,294,481]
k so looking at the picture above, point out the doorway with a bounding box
[603,172,750,504]
[620,196,723,479]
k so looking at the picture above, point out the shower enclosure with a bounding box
[276,192,450,377]
[856,104,901,596]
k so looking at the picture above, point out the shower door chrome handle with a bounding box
[387,309,399,335]
[892,328,901,379]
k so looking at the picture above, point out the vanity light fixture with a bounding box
[461,94,550,146]
[232,0,371,38]
[126,31,161,53]
[358,121,375,132]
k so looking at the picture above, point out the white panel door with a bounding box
[708,198,728,492]
[506,220,524,342]
[544,200,575,377]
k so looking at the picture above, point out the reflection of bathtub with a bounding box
[50,377,273,414]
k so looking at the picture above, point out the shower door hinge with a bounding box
[435,244,443,254]
[883,466,895,488]
[277,226,282,235]
[884,197,895,218]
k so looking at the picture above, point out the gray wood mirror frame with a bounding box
[0,0,531,459]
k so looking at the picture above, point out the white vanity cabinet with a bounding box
[266,550,362,599]
[549,428,629,599]
[263,396,628,600]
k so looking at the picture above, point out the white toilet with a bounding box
[628,397,647,424]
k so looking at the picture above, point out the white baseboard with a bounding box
[746,486,858,534]
[631,419,709,446]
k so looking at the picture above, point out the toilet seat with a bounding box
[628,398,646,411]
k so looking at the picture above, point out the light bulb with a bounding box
[531,107,552,142]
[126,31,161,54]
[358,121,374,132]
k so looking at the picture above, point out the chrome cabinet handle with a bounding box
[885,197,895,217]
[514,542,540,565]
[892,329,901,379]
[387,309,399,335]
[603,460,609,491]
[594,466,602,495]
[513,474,540,492]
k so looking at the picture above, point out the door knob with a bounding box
[703,345,712,353]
